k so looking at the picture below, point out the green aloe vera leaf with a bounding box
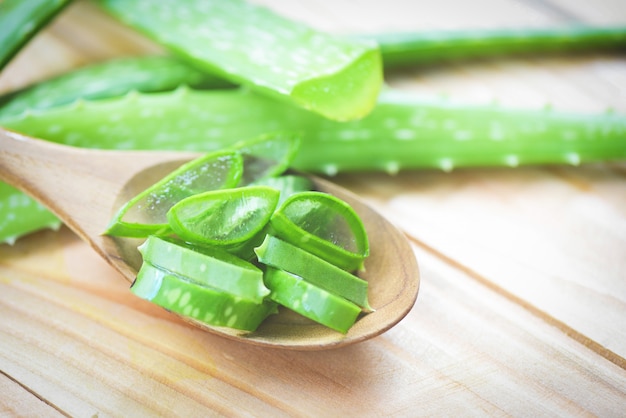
[0,55,232,121]
[132,261,277,331]
[250,175,314,205]
[232,132,302,185]
[364,25,626,68]
[105,150,243,238]
[3,88,624,173]
[270,191,369,272]
[0,0,71,71]
[138,236,270,303]
[254,235,372,312]
[96,0,382,121]
[0,183,61,245]
[2,88,625,243]
[263,267,361,334]
[167,186,280,247]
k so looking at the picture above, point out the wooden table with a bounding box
[1,0,625,416]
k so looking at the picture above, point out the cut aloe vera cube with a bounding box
[167,186,280,247]
[0,0,71,71]
[270,191,369,271]
[132,262,277,331]
[233,132,301,185]
[264,267,361,334]
[97,0,382,121]
[251,175,314,205]
[254,235,371,311]
[138,236,269,303]
[105,150,243,238]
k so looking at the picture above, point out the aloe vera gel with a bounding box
[108,134,370,333]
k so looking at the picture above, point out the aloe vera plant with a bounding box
[96,0,382,121]
[366,25,626,68]
[0,0,72,70]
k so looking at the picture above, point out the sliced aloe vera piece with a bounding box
[225,176,314,260]
[264,267,361,334]
[167,186,280,247]
[251,175,314,205]
[254,235,371,312]
[132,262,277,331]
[270,191,369,271]
[0,56,231,121]
[233,132,301,185]
[139,236,269,303]
[105,150,243,238]
[97,0,382,121]
[0,0,71,71]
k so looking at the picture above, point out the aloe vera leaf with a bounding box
[3,88,624,172]
[96,0,382,121]
[2,88,625,243]
[0,0,72,71]
[365,25,626,68]
[0,182,60,245]
[0,55,231,121]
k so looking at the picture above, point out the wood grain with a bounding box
[1,0,625,416]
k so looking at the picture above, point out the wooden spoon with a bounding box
[0,128,419,350]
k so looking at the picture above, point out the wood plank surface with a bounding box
[1,0,625,416]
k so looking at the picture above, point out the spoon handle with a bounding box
[0,128,197,247]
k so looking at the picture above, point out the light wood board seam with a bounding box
[403,231,626,371]
[0,369,71,418]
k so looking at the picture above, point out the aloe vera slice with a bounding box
[96,0,382,121]
[0,0,71,71]
[233,132,301,185]
[138,236,269,303]
[132,261,277,331]
[366,26,626,68]
[264,267,361,334]
[0,56,231,121]
[270,191,369,271]
[251,175,314,205]
[105,150,243,238]
[223,176,314,260]
[167,186,280,247]
[254,235,371,312]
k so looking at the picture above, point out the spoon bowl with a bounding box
[0,128,419,350]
